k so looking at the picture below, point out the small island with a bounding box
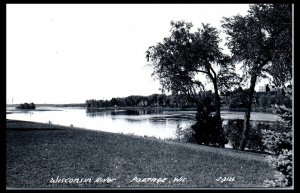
[16,102,36,110]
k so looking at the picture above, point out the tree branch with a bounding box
[209,65,217,80]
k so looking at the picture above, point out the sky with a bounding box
[7,4,255,104]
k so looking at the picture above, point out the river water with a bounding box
[6,107,282,139]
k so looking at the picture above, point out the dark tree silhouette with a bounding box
[146,21,240,147]
[222,4,292,150]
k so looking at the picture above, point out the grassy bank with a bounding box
[6,119,274,189]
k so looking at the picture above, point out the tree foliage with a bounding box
[146,21,241,147]
[146,21,239,103]
[222,4,292,87]
[222,4,292,150]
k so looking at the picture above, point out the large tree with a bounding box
[222,4,292,150]
[146,21,239,147]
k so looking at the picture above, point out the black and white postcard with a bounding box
[6,3,294,190]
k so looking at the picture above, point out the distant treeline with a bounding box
[86,94,196,109]
[221,86,292,110]
[86,87,292,110]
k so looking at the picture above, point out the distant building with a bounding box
[258,85,267,92]
[258,84,276,92]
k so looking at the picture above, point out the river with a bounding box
[6,107,282,139]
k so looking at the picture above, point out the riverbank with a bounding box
[6,119,274,189]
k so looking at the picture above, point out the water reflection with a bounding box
[124,118,144,123]
[149,117,168,123]
[86,109,196,125]
[110,109,164,116]
[86,108,170,117]
[7,107,282,140]
[86,108,112,117]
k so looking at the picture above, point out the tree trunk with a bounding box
[239,73,258,151]
[213,79,225,148]
[213,80,221,119]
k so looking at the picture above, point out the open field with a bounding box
[6,119,274,189]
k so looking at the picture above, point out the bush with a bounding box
[223,119,244,149]
[190,96,227,147]
[272,104,292,129]
[263,104,293,187]
[262,130,292,155]
[267,121,291,133]
[264,149,293,187]
[260,105,292,155]
[175,124,195,143]
[224,120,264,152]
[16,102,36,110]
[245,125,265,152]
